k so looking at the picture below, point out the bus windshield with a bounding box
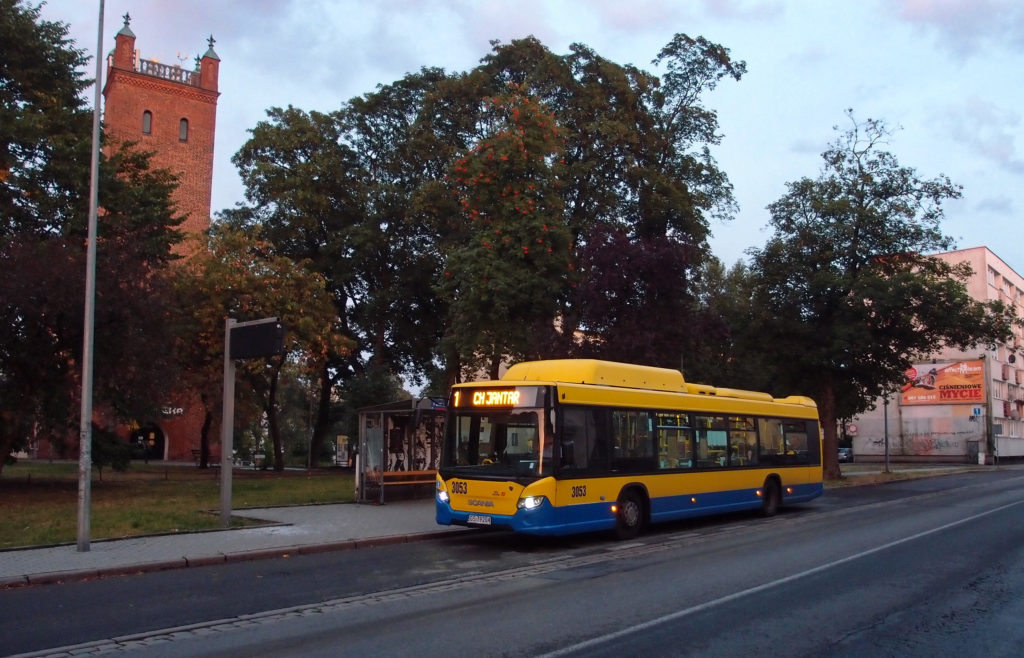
[443,407,553,477]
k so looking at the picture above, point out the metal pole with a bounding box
[983,353,994,465]
[220,318,235,526]
[77,0,105,553]
[380,411,389,505]
[883,395,891,474]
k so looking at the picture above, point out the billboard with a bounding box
[900,360,985,406]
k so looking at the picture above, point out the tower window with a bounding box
[142,110,152,134]
[179,118,189,142]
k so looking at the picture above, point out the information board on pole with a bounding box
[230,318,285,359]
[221,317,285,527]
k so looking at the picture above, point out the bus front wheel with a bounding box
[615,490,645,540]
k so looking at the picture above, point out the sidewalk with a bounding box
[0,499,465,589]
[840,463,988,476]
[2,463,997,589]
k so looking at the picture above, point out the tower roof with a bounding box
[203,35,220,61]
[116,12,135,38]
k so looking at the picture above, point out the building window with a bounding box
[179,118,189,142]
[142,110,152,134]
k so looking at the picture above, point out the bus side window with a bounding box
[694,415,727,468]
[560,407,609,474]
[729,430,755,466]
[758,419,784,465]
[589,408,610,473]
[656,413,692,469]
[611,410,656,472]
[806,420,822,465]
[782,421,810,464]
[561,408,588,471]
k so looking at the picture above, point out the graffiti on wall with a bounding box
[862,423,982,457]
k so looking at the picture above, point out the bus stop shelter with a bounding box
[356,397,446,503]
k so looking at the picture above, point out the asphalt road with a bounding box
[5,468,1024,657]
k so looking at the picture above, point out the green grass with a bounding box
[0,461,355,549]
[825,462,979,488]
[3,460,974,549]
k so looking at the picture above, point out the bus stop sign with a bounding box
[229,318,285,359]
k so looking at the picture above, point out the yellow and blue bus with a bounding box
[435,359,822,538]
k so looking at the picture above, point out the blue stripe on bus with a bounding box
[436,481,823,537]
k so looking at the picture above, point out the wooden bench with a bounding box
[364,469,437,501]
[366,469,437,486]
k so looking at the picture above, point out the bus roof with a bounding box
[499,359,816,408]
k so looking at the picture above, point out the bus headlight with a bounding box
[517,495,546,511]
[437,484,449,504]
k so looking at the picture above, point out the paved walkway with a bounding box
[2,463,995,589]
[0,500,464,589]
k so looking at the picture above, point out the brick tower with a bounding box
[102,13,220,238]
[100,15,221,462]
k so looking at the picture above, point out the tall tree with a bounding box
[175,225,349,470]
[455,36,745,370]
[1,1,186,472]
[747,111,1017,479]
[229,34,745,406]
[440,85,570,378]
[0,0,90,237]
[226,105,363,464]
[228,79,461,458]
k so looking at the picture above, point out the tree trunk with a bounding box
[819,379,842,480]
[309,365,333,466]
[0,412,20,478]
[447,348,462,387]
[488,350,501,380]
[199,395,213,469]
[267,367,284,471]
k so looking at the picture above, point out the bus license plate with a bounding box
[467,514,491,526]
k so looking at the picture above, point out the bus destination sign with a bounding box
[453,388,521,408]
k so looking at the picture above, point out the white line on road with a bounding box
[538,497,1024,658]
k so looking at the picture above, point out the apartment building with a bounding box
[848,247,1024,464]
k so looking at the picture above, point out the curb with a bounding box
[1,530,463,590]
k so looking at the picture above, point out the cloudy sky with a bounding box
[40,0,1024,271]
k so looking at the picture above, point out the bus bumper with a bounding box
[436,496,618,536]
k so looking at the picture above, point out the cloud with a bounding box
[790,137,826,156]
[975,194,1014,214]
[934,97,1024,174]
[886,0,1024,56]
[699,0,784,21]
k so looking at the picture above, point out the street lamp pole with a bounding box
[76,0,105,553]
[883,394,891,474]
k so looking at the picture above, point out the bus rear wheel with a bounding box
[615,490,645,540]
[761,480,781,517]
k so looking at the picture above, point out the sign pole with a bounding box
[220,318,236,526]
[882,395,891,474]
[219,316,282,527]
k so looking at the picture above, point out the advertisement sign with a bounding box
[900,360,985,406]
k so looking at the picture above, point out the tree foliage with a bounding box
[440,85,570,377]
[229,34,745,404]
[746,111,1018,478]
[0,1,187,474]
[175,225,350,470]
[462,36,745,370]
[0,0,90,237]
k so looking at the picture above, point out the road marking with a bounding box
[537,497,1024,658]
[19,474,1024,656]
